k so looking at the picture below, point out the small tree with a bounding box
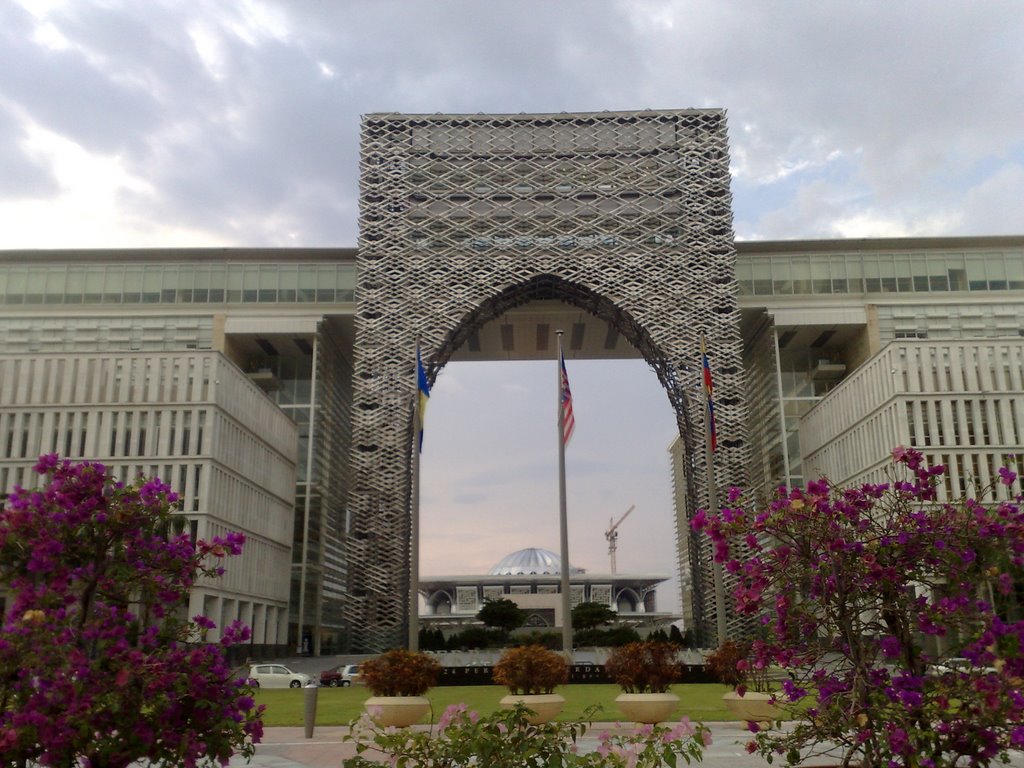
[668,624,686,646]
[477,597,526,636]
[0,455,263,768]
[694,446,1024,768]
[571,601,616,631]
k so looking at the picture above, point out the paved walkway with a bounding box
[230,722,806,767]
[232,723,1024,767]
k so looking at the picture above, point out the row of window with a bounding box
[906,398,1023,453]
[737,250,1024,295]
[0,262,356,306]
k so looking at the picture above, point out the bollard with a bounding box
[303,680,319,738]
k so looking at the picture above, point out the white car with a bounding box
[248,663,312,689]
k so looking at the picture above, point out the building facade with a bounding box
[1,113,1022,651]
[0,348,297,654]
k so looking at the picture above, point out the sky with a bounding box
[2,1,1023,613]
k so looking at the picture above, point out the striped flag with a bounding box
[416,346,430,452]
[560,349,575,445]
[700,336,717,452]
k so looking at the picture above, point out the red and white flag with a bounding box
[560,350,575,445]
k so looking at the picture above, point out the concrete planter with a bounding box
[499,693,566,724]
[614,692,680,724]
[722,690,783,727]
[364,695,431,727]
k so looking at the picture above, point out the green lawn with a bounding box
[254,683,740,727]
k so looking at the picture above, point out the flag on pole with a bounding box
[559,349,575,445]
[700,335,717,453]
[416,346,431,452]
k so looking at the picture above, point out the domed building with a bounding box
[419,547,675,633]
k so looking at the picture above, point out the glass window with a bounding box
[226,266,243,303]
[735,260,752,295]
[986,253,1007,289]
[298,269,316,302]
[84,268,104,304]
[790,256,811,294]
[142,267,162,303]
[1006,253,1024,290]
[24,270,45,304]
[772,260,793,294]
[893,258,910,292]
[844,254,863,293]
[192,266,210,303]
[65,267,85,304]
[44,269,66,304]
[752,262,771,295]
[207,265,225,302]
[317,266,336,301]
[242,265,259,302]
[966,254,987,290]
[911,256,929,292]
[928,257,949,291]
[876,256,892,290]
[123,267,142,303]
[259,265,278,303]
[810,259,831,294]
[102,265,123,303]
[279,267,298,303]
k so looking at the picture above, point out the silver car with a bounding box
[248,663,312,689]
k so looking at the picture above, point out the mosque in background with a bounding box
[0,109,1022,653]
[419,547,672,634]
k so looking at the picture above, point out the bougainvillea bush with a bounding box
[343,702,711,768]
[0,455,264,768]
[694,447,1024,768]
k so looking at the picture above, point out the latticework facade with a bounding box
[351,109,752,651]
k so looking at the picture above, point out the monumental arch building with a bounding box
[351,110,750,650]
[1,109,1022,653]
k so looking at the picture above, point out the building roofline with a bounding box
[736,234,1024,254]
[363,108,725,121]
[3,235,1021,265]
[0,247,358,264]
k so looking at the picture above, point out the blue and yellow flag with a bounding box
[416,346,430,452]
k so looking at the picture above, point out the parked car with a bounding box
[320,663,362,687]
[248,663,312,689]
[927,657,997,677]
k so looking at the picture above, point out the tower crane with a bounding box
[605,504,635,574]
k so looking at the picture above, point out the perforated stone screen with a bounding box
[351,109,750,651]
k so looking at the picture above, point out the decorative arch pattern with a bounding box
[350,110,750,652]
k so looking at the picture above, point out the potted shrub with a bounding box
[492,644,568,724]
[705,640,782,726]
[604,640,681,723]
[360,648,441,727]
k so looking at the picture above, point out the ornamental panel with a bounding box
[351,110,751,651]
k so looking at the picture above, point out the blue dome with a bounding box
[487,548,584,576]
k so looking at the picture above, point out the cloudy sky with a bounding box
[2,1,1023,612]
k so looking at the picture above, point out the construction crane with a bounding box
[605,504,635,574]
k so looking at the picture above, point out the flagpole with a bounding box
[409,341,422,651]
[701,333,728,646]
[556,331,573,654]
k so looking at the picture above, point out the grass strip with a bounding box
[254,683,743,727]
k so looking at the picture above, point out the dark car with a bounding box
[320,663,362,687]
